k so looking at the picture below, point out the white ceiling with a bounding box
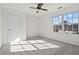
[0,3,77,16]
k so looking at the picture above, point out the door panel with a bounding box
[8,13,21,42]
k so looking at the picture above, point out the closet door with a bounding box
[7,13,22,43]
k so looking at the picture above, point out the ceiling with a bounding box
[0,3,78,16]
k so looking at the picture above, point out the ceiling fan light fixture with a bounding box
[36,10,39,13]
[30,3,48,13]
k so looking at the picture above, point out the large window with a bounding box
[53,12,79,34]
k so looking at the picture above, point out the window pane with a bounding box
[73,12,79,34]
[68,13,72,19]
[73,18,78,24]
[53,16,62,32]
[53,25,59,32]
[68,13,73,24]
[53,16,59,32]
[73,12,79,24]
[64,13,73,34]
[73,24,78,34]
[73,12,79,18]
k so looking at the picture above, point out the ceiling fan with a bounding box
[30,3,48,13]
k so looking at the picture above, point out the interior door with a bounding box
[8,13,21,43]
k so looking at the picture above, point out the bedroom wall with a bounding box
[39,4,79,46]
[0,7,2,48]
[27,15,39,38]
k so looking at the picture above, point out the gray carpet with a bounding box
[0,36,79,55]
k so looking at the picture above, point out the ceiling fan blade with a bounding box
[30,7,37,9]
[41,8,48,11]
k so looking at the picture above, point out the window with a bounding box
[53,12,79,34]
[53,16,62,32]
[63,13,73,34]
[73,12,79,34]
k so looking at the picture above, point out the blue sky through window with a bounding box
[53,12,79,25]
[53,15,62,25]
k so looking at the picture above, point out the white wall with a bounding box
[0,7,2,48]
[27,15,39,38]
[40,4,79,46]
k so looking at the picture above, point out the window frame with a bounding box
[52,11,79,35]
